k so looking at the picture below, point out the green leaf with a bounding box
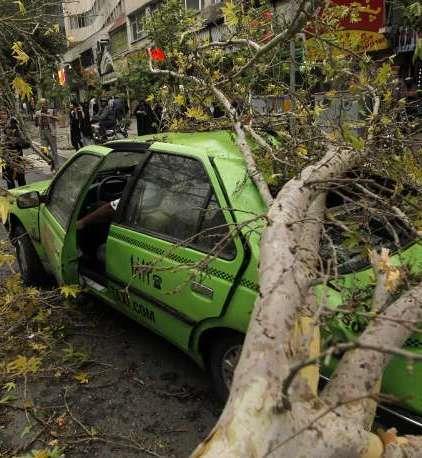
[0,393,17,404]
[374,63,392,87]
[413,38,422,63]
[344,130,365,151]
[20,423,32,438]
[409,2,422,17]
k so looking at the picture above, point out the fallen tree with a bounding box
[143,0,422,455]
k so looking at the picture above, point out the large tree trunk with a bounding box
[192,143,422,457]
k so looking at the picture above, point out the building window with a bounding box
[129,5,156,42]
[67,0,108,30]
[110,27,128,55]
[185,0,201,10]
[80,48,94,68]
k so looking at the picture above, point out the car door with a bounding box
[105,151,244,350]
[39,153,103,284]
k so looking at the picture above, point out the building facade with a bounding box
[60,0,421,113]
[61,0,224,99]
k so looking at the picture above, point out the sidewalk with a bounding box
[19,117,139,184]
[25,116,138,161]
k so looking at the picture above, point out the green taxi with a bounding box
[5,131,422,427]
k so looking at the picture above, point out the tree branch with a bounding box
[321,281,422,428]
[226,0,322,82]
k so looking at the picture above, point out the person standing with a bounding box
[81,101,93,144]
[89,96,98,121]
[69,101,84,150]
[134,99,155,135]
[2,116,27,189]
[35,98,59,172]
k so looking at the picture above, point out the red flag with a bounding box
[148,47,166,62]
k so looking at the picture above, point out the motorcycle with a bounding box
[91,120,128,144]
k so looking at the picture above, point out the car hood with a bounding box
[8,179,51,197]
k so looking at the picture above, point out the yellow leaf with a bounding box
[381,115,392,125]
[59,284,81,298]
[211,70,221,81]
[169,118,187,131]
[3,381,16,392]
[44,23,61,36]
[174,94,185,106]
[146,94,155,103]
[13,0,25,14]
[30,342,48,352]
[74,372,89,384]
[33,450,49,458]
[0,253,15,267]
[221,1,239,27]
[7,355,41,375]
[11,41,29,65]
[0,197,11,224]
[384,90,392,103]
[11,76,32,98]
[386,268,401,292]
[325,89,337,97]
[185,106,209,121]
[369,248,402,293]
[295,145,308,157]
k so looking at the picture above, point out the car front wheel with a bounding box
[14,225,47,286]
[208,333,243,402]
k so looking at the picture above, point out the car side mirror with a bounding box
[17,191,42,209]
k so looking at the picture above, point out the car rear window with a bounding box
[321,177,419,274]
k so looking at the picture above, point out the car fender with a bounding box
[189,285,257,366]
[7,212,51,274]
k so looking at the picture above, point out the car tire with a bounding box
[14,225,47,287]
[208,333,243,402]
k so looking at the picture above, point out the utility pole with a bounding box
[289,39,296,134]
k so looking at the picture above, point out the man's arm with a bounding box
[76,202,114,230]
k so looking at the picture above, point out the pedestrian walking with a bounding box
[28,97,36,121]
[89,96,98,121]
[69,101,84,151]
[22,102,28,119]
[1,116,28,189]
[134,99,156,135]
[81,102,93,144]
[34,98,59,172]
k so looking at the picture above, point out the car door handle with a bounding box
[191,281,213,299]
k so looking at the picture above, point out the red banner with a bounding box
[332,0,384,33]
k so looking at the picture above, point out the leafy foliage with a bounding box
[59,284,82,299]
[0,0,65,111]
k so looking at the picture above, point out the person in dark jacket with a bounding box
[2,116,27,189]
[97,100,117,130]
[134,99,157,135]
[69,101,84,150]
